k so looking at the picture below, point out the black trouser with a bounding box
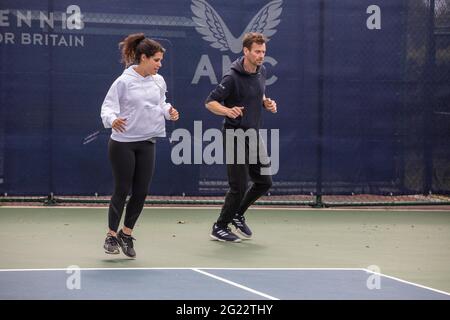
[108,139,155,232]
[217,129,272,227]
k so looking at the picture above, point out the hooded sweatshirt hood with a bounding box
[230,56,262,76]
[205,56,266,130]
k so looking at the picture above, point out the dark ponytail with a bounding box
[119,33,165,67]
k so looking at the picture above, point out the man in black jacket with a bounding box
[205,32,278,242]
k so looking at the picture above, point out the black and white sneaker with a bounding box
[210,223,241,242]
[103,233,119,254]
[117,230,136,258]
[231,214,252,239]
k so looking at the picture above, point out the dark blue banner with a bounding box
[0,0,448,196]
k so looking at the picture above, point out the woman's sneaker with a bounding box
[231,214,252,239]
[117,230,136,258]
[103,233,119,254]
[210,223,241,242]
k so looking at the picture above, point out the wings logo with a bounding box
[191,0,283,54]
[190,0,283,85]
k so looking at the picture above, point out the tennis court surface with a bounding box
[1,207,449,300]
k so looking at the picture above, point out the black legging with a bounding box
[108,139,155,232]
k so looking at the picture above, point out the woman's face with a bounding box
[141,52,163,75]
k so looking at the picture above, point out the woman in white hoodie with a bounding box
[100,33,179,258]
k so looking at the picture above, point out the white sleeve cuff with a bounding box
[102,114,117,128]
[162,103,172,120]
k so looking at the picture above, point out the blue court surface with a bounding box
[0,268,449,300]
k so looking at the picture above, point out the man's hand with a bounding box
[263,98,277,113]
[169,106,179,121]
[226,106,245,119]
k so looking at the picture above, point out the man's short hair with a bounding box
[242,32,267,50]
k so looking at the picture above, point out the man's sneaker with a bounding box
[103,233,119,254]
[231,215,252,239]
[117,230,136,258]
[210,223,242,242]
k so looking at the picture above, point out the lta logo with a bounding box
[190,0,283,85]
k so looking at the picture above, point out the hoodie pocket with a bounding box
[129,105,165,136]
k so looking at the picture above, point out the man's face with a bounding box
[244,42,266,67]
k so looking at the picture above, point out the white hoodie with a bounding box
[100,65,172,142]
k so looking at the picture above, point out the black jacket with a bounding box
[205,56,266,130]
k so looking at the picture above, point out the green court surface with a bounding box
[0,206,449,293]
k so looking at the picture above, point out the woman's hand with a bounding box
[112,118,127,132]
[169,106,179,121]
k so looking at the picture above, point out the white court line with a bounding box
[0,267,365,272]
[0,267,202,272]
[1,267,448,297]
[196,267,366,271]
[363,268,450,296]
[192,268,279,300]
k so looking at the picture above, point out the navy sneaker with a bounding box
[117,230,136,258]
[210,223,241,242]
[103,233,119,254]
[231,215,252,239]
